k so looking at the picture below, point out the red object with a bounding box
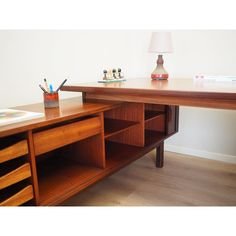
[151,73,169,80]
[43,92,59,108]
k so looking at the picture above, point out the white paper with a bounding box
[0,109,44,126]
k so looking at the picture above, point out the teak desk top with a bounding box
[62,78,236,110]
[0,97,121,138]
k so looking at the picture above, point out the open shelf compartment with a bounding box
[104,118,139,139]
[37,155,103,206]
[145,110,165,122]
[36,132,105,206]
[105,130,166,170]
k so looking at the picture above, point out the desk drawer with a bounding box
[0,163,31,190]
[0,185,34,206]
[34,117,102,155]
[0,140,28,164]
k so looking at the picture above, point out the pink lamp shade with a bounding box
[149,32,173,53]
[148,32,173,80]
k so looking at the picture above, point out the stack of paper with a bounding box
[194,75,236,82]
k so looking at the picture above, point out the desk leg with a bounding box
[82,92,86,102]
[156,141,164,168]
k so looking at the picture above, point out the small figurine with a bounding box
[118,68,124,78]
[108,69,112,80]
[103,70,108,80]
[112,69,117,79]
[99,68,125,83]
[118,68,121,78]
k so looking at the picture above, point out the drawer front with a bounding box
[33,117,102,155]
[0,185,34,206]
[0,140,28,164]
[0,163,32,190]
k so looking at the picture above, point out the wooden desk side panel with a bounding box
[104,103,145,147]
[166,106,178,135]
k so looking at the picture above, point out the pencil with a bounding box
[44,78,50,92]
[39,84,48,93]
[56,79,67,92]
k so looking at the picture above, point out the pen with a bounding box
[44,78,50,92]
[56,79,67,92]
[39,84,48,93]
[49,84,54,93]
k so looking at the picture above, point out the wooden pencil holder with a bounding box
[43,92,59,108]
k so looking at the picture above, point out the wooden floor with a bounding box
[62,151,236,206]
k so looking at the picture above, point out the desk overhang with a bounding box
[62,78,236,110]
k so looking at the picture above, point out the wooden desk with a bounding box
[1,78,235,206]
[62,78,236,109]
[0,96,177,206]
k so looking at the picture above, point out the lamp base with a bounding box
[151,55,169,80]
[151,73,169,80]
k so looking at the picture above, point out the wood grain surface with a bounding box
[33,116,102,155]
[0,163,31,190]
[62,78,236,97]
[0,185,34,206]
[105,103,145,147]
[0,140,28,163]
[62,78,236,109]
[0,97,121,138]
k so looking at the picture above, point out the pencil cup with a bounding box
[43,92,59,108]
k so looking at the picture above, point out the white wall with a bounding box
[0,30,236,162]
[0,30,139,106]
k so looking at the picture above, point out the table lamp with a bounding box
[149,32,173,80]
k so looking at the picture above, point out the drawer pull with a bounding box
[0,140,28,164]
[0,163,31,190]
[0,185,34,206]
[34,117,102,155]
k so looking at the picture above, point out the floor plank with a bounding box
[62,151,236,206]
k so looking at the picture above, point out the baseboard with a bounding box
[165,144,236,164]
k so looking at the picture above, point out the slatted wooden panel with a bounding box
[0,163,31,190]
[0,140,28,164]
[0,185,34,206]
